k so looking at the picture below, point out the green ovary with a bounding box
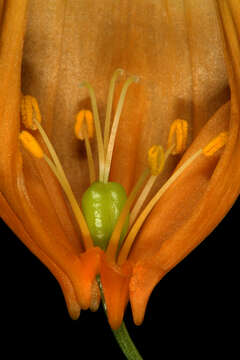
[81,181,129,250]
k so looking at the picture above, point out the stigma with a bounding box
[19,71,228,266]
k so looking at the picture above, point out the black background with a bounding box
[1,198,238,359]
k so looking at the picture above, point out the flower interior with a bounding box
[19,69,228,268]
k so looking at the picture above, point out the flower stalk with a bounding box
[97,276,143,360]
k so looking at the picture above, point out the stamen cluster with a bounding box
[19,71,228,266]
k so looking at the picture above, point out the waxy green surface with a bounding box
[81,181,129,250]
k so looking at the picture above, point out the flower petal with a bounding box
[0,0,27,195]
[129,99,236,325]
[21,150,83,254]
[128,2,240,326]
[0,3,99,311]
[110,0,229,192]
[76,247,102,309]
[100,255,132,330]
[21,1,229,198]
[0,190,81,320]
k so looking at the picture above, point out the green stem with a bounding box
[97,276,143,360]
[112,322,143,360]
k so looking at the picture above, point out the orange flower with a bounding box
[0,0,239,336]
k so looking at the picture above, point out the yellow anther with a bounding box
[148,145,165,176]
[21,95,42,130]
[167,119,188,155]
[203,132,228,157]
[19,131,44,159]
[75,110,94,140]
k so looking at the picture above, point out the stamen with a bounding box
[103,75,139,184]
[21,95,42,130]
[117,149,201,265]
[33,118,72,192]
[19,131,44,158]
[20,96,93,250]
[43,155,93,249]
[167,119,188,155]
[203,132,228,157]
[80,82,105,182]
[104,69,124,155]
[129,144,174,226]
[117,131,227,265]
[75,110,96,184]
[129,121,187,224]
[20,96,67,184]
[75,110,94,140]
[148,145,165,176]
[105,168,149,262]
[129,175,156,227]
